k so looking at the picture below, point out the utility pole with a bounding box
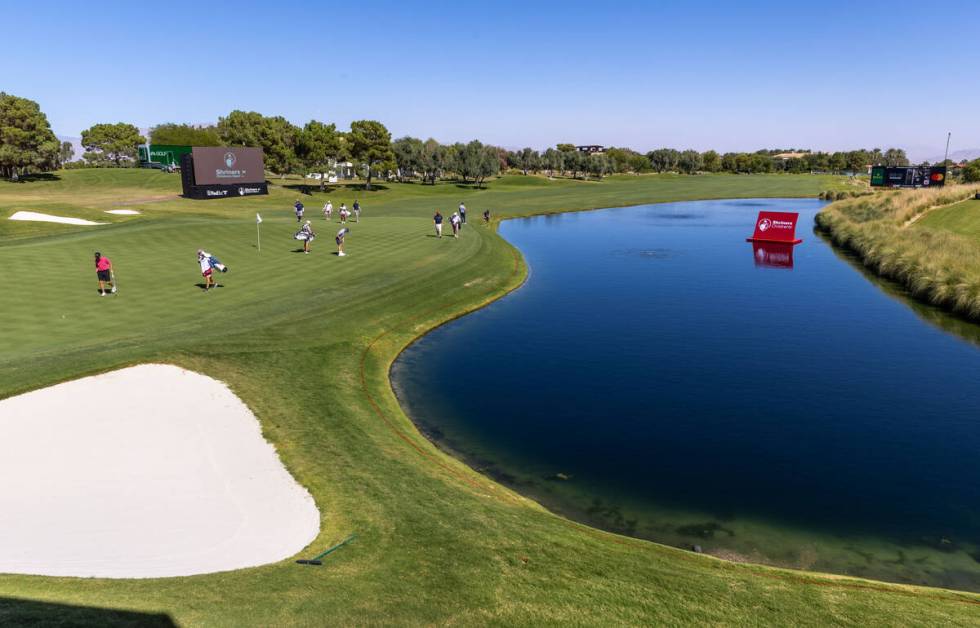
[943,132,952,166]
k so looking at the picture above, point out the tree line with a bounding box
[2,91,969,184]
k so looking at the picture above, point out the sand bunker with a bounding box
[8,211,104,225]
[0,364,320,578]
[104,209,141,215]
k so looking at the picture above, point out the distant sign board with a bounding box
[870,166,946,188]
[139,144,191,166]
[191,147,265,186]
[746,211,802,244]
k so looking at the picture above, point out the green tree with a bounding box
[217,111,300,177]
[297,120,341,189]
[149,123,221,146]
[556,143,576,153]
[646,148,680,172]
[677,149,703,174]
[58,141,74,166]
[883,148,910,167]
[80,123,145,167]
[588,153,611,179]
[458,140,482,183]
[962,159,980,183]
[392,136,424,182]
[418,139,444,185]
[829,152,847,173]
[516,147,539,175]
[541,148,564,177]
[0,92,63,179]
[702,150,721,172]
[566,150,587,179]
[475,144,501,187]
[348,120,394,190]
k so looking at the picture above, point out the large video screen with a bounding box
[192,147,265,185]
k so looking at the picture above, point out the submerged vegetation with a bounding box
[816,185,980,319]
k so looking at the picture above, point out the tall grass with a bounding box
[816,184,980,319]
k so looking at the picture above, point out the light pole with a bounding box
[943,132,951,167]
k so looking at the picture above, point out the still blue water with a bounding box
[391,199,980,590]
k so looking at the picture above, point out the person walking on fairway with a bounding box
[339,203,348,224]
[353,199,361,222]
[458,202,467,226]
[296,220,316,254]
[433,210,444,238]
[323,200,333,220]
[198,249,215,291]
[336,227,349,256]
[94,251,115,296]
[450,211,461,238]
[483,209,491,225]
[294,199,305,222]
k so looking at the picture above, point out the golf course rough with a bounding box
[1,169,978,626]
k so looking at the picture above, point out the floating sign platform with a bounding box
[746,211,802,244]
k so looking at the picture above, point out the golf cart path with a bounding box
[0,364,320,578]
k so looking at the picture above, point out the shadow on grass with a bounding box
[0,596,175,627]
[194,283,224,290]
[4,173,61,183]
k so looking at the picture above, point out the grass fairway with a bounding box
[914,196,980,239]
[2,170,978,626]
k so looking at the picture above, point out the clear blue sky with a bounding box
[3,0,978,160]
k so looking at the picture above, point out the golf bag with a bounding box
[209,255,228,273]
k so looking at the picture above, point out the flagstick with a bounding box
[257,221,261,252]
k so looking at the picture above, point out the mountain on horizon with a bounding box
[924,148,980,164]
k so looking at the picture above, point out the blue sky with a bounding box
[3,0,978,160]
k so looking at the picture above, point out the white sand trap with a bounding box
[104,209,141,215]
[8,210,104,225]
[0,364,320,578]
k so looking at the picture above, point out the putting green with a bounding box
[2,170,978,626]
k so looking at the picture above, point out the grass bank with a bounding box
[816,185,980,320]
[2,170,979,626]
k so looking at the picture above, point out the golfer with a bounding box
[434,211,444,238]
[339,203,348,224]
[94,251,115,296]
[450,211,461,238]
[336,227,349,256]
[297,220,316,254]
[483,209,491,225]
[323,200,333,220]
[458,202,467,225]
[198,249,215,291]
[294,200,305,222]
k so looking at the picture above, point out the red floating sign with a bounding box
[746,211,802,244]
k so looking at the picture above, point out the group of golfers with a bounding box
[94,199,492,294]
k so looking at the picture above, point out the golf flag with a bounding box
[256,213,262,252]
[256,213,263,224]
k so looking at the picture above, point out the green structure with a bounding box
[138,144,192,167]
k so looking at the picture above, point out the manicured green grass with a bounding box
[2,170,978,626]
[915,197,980,239]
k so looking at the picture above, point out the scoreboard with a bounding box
[870,166,947,188]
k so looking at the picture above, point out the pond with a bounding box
[390,198,980,591]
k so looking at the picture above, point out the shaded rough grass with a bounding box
[816,185,980,319]
[1,170,979,626]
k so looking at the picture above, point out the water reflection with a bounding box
[751,241,795,269]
